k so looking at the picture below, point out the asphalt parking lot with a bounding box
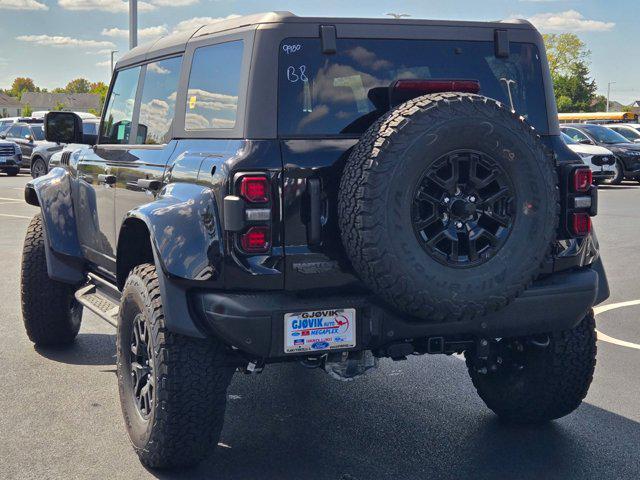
[1,172,640,480]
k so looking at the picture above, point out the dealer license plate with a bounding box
[284,308,356,354]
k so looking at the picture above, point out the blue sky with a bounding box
[0,0,638,104]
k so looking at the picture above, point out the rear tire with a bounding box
[6,167,19,176]
[116,263,235,469]
[21,214,82,345]
[465,311,596,423]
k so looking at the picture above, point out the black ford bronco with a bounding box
[21,12,608,469]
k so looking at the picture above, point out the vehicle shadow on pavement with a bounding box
[148,357,640,480]
[35,333,116,366]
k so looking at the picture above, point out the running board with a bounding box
[74,273,121,327]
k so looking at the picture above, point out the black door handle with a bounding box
[137,178,163,192]
[307,178,322,245]
[98,174,116,185]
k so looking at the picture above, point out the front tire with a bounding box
[116,263,235,469]
[605,159,623,185]
[6,167,19,176]
[21,214,82,345]
[31,157,47,178]
[466,311,596,423]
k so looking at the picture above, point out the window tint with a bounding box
[82,122,98,135]
[278,39,548,136]
[185,41,243,130]
[31,125,44,140]
[100,66,141,144]
[137,56,182,144]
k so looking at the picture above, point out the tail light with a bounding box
[571,213,591,236]
[573,168,592,192]
[240,176,269,203]
[240,226,270,253]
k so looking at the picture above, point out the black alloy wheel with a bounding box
[130,313,154,419]
[411,150,516,267]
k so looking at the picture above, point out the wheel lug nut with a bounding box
[456,221,463,228]
[469,196,476,202]
[444,197,450,203]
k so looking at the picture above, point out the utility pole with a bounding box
[607,81,616,112]
[386,13,411,19]
[129,0,138,49]
[110,50,119,73]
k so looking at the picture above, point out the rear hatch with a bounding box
[278,34,550,291]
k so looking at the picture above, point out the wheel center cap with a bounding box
[450,198,476,218]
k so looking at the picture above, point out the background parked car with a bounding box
[606,124,640,143]
[0,117,42,135]
[560,123,640,184]
[29,117,99,178]
[0,122,47,169]
[561,132,616,184]
[0,139,22,176]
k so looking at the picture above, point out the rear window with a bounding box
[278,38,548,136]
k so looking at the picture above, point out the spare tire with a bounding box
[339,93,558,322]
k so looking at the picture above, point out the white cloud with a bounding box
[173,14,240,34]
[0,0,48,10]
[102,25,168,40]
[147,62,170,74]
[58,0,155,13]
[17,34,116,49]
[96,60,111,67]
[524,10,615,32]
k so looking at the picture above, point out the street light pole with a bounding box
[607,81,616,112]
[129,0,138,49]
[110,50,119,73]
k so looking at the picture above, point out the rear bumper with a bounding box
[0,155,21,169]
[191,260,608,359]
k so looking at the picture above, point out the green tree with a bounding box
[64,78,92,94]
[556,95,573,113]
[53,102,67,111]
[89,81,108,114]
[543,33,600,112]
[22,104,33,116]
[9,77,38,100]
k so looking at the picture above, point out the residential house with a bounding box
[20,92,101,114]
[0,93,22,117]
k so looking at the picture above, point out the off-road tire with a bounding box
[466,311,597,423]
[21,214,82,345]
[339,93,559,321]
[116,263,235,469]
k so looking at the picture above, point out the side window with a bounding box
[100,66,141,144]
[7,125,21,138]
[565,128,589,143]
[137,56,182,144]
[185,40,244,130]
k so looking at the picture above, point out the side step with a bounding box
[74,273,121,327]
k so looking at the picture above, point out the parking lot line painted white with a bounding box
[594,299,640,350]
[0,197,23,202]
[0,213,30,220]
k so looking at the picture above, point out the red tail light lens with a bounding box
[240,226,270,253]
[240,176,269,203]
[573,168,592,192]
[571,213,591,236]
